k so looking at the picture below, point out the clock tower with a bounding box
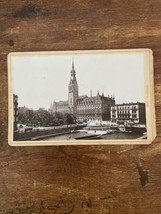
[68,60,78,115]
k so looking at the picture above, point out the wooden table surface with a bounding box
[0,1,161,213]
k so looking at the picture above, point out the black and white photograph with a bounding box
[8,50,154,145]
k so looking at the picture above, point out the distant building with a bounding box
[18,106,29,115]
[49,61,115,122]
[13,94,18,130]
[111,102,146,125]
[51,100,69,114]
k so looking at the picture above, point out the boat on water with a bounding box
[77,128,115,135]
[86,130,108,135]
[75,134,102,140]
[118,130,132,133]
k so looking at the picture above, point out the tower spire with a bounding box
[68,58,79,115]
[70,58,76,81]
[72,58,74,70]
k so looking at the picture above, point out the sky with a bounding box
[12,52,145,110]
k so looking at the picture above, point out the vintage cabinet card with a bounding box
[8,49,156,146]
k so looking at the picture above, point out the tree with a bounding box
[25,109,34,125]
[53,112,64,125]
[34,109,54,127]
[64,113,75,125]
[18,109,34,125]
[18,108,76,127]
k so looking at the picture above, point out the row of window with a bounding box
[77,108,102,112]
[112,115,137,119]
[112,110,138,114]
[117,111,130,114]
[77,105,102,109]
[78,101,102,105]
[111,105,138,110]
[118,115,130,119]
[77,113,102,116]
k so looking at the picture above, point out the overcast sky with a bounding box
[12,52,145,110]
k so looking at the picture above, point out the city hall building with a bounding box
[49,62,115,122]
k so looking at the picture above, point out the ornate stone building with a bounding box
[49,62,115,122]
[110,102,146,125]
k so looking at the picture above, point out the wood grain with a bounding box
[0,0,161,213]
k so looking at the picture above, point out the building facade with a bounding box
[76,92,115,122]
[49,62,115,122]
[13,94,18,130]
[18,106,29,115]
[110,102,146,125]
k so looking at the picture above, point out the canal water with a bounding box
[44,132,143,141]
